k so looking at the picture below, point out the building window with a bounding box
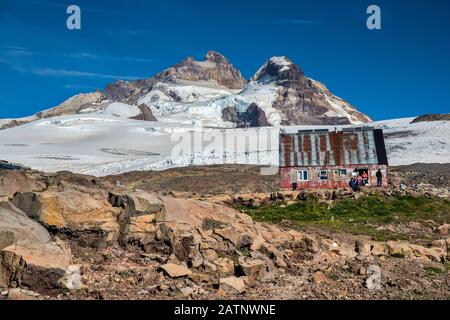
[333,169,348,176]
[320,170,328,180]
[297,170,309,181]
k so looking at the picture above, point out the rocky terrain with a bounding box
[411,114,450,124]
[0,164,449,300]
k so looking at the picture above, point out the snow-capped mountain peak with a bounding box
[0,51,372,130]
[252,56,295,83]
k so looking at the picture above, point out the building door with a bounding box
[354,168,369,186]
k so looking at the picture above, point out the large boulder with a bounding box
[0,201,73,295]
[12,188,121,245]
[0,170,47,197]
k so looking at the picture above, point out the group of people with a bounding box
[349,169,383,191]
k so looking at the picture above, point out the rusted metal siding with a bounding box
[279,128,389,190]
[280,129,383,168]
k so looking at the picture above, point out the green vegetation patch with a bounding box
[239,195,450,241]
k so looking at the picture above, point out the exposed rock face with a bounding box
[0,118,37,130]
[222,103,270,128]
[130,103,157,121]
[0,170,47,197]
[103,80,136,101]
[102,77,157,104]
[103,80,147,103]
[155,51,247,90]
[108,190,165,244]
[0,201,72,294]
[221,106,239,123]
[0,92,102,130]
[250,56,371,125]
[12,188,121,246]
[411,113,450,123]
[37,92,102,119]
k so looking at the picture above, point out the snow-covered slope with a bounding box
[136,79,240,126]
[376,118,450,165]
[0,113,448,176]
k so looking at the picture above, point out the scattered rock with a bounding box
[312,271,327,284]
[250,236,266,251]
[213,258,235,275]
[338,243,357,259]
[438,224,450,235]
[239,256,266,277]
[370,243,387,256]
[7,288,40,300]
[179,287,194,297]
[137,289,149,296]
[432,239,447,251]
[219,276,246,295]
[202,249,218,263]
[188,272,211,284]
[58,265,83,290]
[355,240,372,257]
[158,263,192,278]
[190,254,204,268]
[141,253,167,263]
[203,260,217,273]
[322,239,340,253]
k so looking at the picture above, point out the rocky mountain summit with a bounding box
[250,56,371,125]
[154,51,247,90]
[0,51,371,130]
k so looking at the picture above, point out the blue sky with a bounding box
[0,0,449,120]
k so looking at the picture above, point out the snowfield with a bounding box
[0,111,449,176]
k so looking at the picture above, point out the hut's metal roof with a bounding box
[279,128,388,167]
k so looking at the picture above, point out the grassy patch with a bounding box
[445,262,450,272]
[390,252,405,259]
[239,195,450,241]
[425,266,445,276]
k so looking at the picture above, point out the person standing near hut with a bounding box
[376,169,383,187]
[362,171,369,185]
[290,168,298,191]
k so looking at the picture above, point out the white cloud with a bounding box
[63,84,98,90]
[0,45,154,64]
[12,65,141,81]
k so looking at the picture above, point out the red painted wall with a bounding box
[279,165,388,190]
